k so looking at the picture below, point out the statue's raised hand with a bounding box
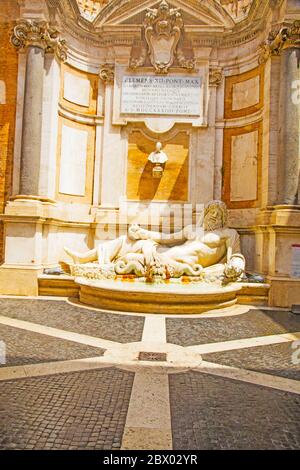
[128,224,150,240]
[224,254,245,281]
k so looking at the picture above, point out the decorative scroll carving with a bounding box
[99,63,115,83]
[176,43,195,71]
[77,0,109,22]
[129,0,195,74]
[259,20,300,64]
[209,67,223,87]
[11,19,68,62]
[219,0,253,19]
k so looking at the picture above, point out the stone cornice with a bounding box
[47,0,270,51]
[57,16,266,51]
[191,19,266,49]
[11,19,68,62]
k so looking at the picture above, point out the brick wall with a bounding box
[0,1,19,262]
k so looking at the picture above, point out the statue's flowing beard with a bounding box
[204,217,223,232]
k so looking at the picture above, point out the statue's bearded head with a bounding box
[203,200,228,231]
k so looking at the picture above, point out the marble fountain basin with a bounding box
[75,277,242,314]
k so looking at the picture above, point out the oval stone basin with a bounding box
[76,277,242,315]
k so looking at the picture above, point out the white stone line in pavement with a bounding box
[0,356,111,382]
[121,371,172,450]
[194,360,300,395]
[142,315,166,343]
[187,332,300,355]
[0,295,67,301]
[0,315,119,350]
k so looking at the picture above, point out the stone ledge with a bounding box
[38,275,79,298]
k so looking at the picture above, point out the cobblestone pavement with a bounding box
[0,298,299,450]
[166,309,300,346]
[0,324,105,367]
[0,298,144,343]
[169,372,300,450]
[202,342,300,381]
[0,368,134,450]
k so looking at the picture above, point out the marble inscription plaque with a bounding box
[121,76,202,116]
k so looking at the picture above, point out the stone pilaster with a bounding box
[10,19,67,197]
[280,47,300,205]
[98,63,124,208]
[260,20,300,205]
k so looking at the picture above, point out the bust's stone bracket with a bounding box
[129,0,195,74]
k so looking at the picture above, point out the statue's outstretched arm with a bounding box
[128,224,187,245]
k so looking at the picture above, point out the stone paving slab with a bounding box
[202,342,300,381]
[0,299,144,343]
[0,324,105,367]
[166,309,300,347]
[169,371,300,450]
[0,368,134,450]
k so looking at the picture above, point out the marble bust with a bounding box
[65,200,245,282]
[148,142,168,164]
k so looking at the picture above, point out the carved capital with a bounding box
[99,63,115,84]
[209,67,223,87]
[11,19,68,62]
[259,20,300,64]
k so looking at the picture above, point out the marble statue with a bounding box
[148,142,168,164]
[65,200,245,282]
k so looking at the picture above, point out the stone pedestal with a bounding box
[0,198,56,295]
[268,277,300,308]
[255,206,300,307]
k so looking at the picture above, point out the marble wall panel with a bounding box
[232,75,260,111]
[230,130,258,202]
[63,71,90,107]
[60,64,98,115]
[59,124,88,196]
[56,118,95,203]
[223,122,262,209]
[225,66,264,119]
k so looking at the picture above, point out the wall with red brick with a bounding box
[0,1,19,262]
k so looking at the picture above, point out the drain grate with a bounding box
[138,351,167,362]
